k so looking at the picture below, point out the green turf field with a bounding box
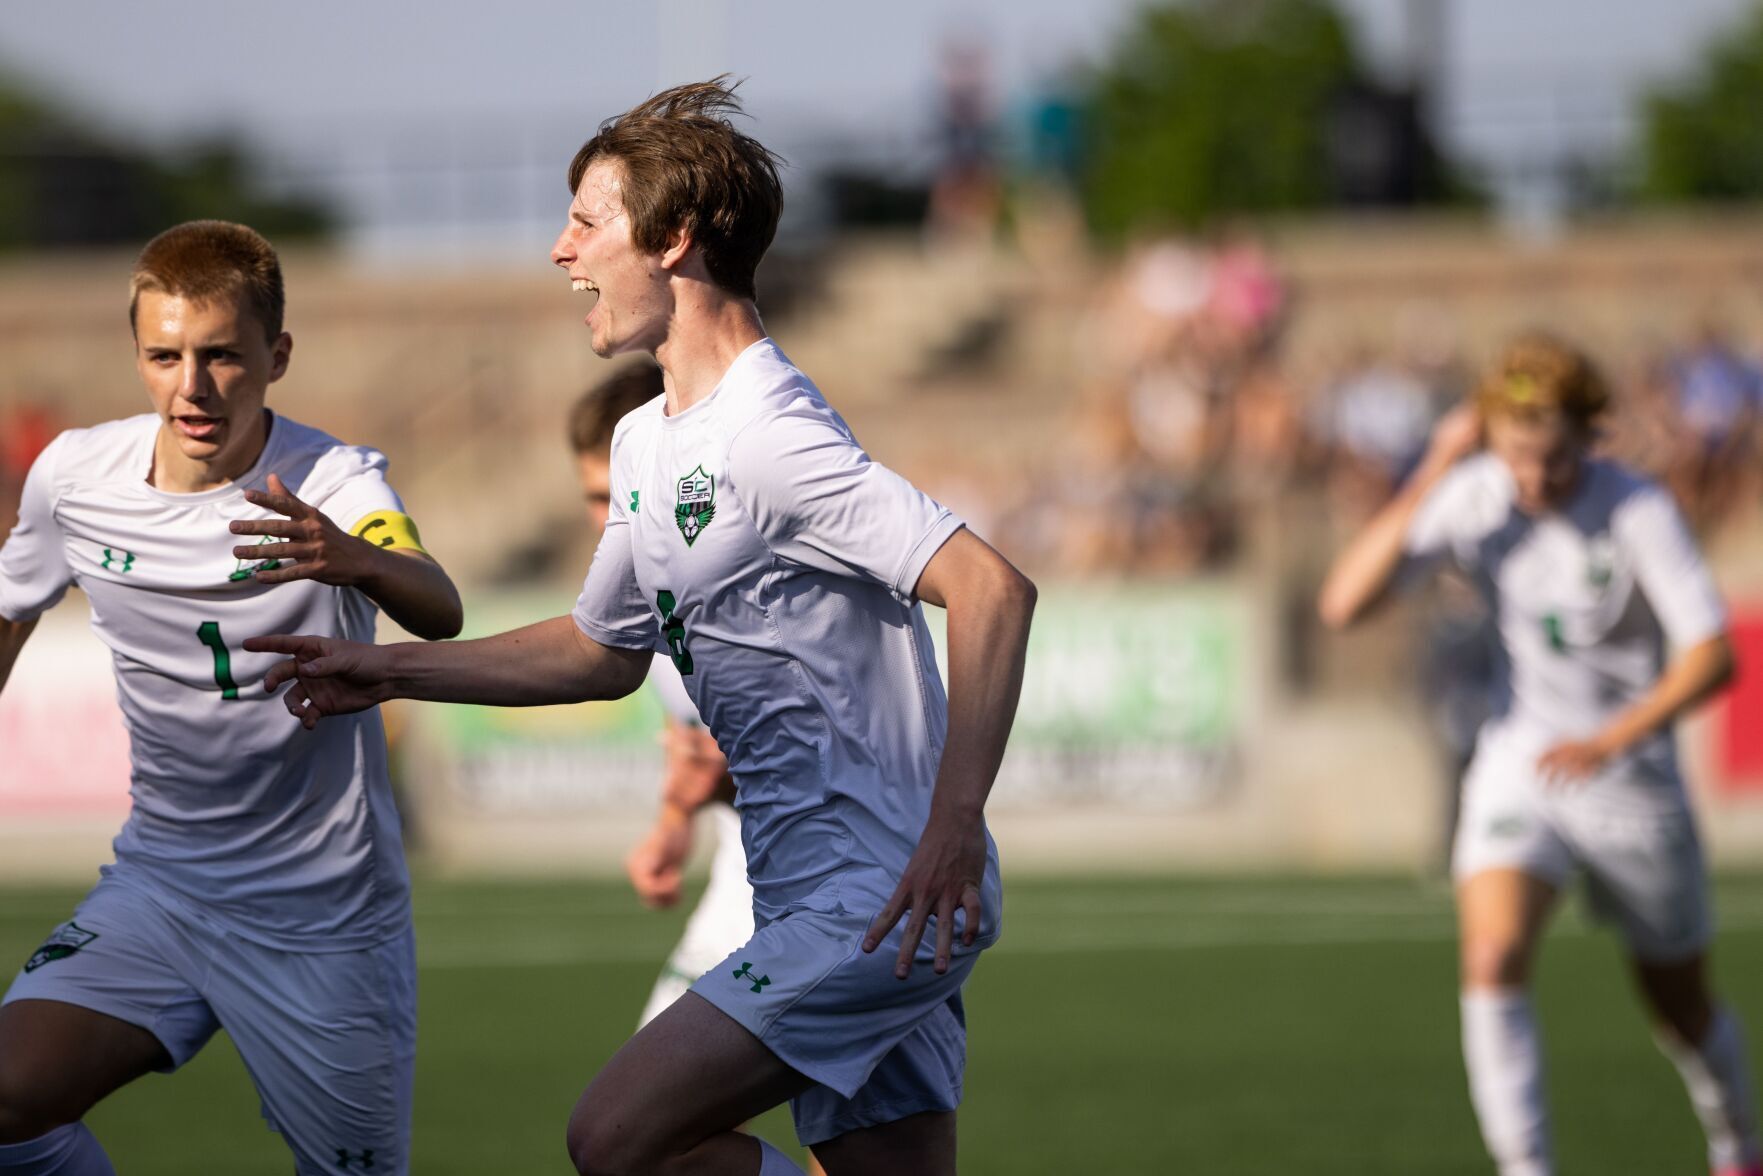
[4,872,1761,1174]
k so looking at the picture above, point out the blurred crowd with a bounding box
[3,236,1759,586]
[977,234,1763,579]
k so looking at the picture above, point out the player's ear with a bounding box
[658,224,694,273]
[268,332,293,383]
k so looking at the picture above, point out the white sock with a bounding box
[0,1123,116,1176]
[755,1137,806,1176]
[1657,1007,1763,1171]
[1461,988,1552,1176]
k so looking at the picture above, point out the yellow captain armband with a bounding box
[350,510,428,554]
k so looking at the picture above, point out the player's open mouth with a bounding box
[174,415,224,440]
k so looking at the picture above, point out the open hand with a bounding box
[230,474,376,587]
[1421,404,1484,473]
[1536,737,1613,787]
[243,633,393,729]
[862,811,987,979]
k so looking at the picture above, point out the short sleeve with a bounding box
[725,406,963,601]
[302,446,406,535]
[1396,461,1477,587]
[572,494,659,652]
[1619,485,1726,650]
[0,432,75,622]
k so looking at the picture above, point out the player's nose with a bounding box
[550,228,575,268]
[179,358,208,400]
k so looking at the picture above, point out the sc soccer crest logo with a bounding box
[675,465,716,547]
[24,921,98,972]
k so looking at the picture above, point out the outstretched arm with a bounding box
[0,616,37,697]
[862,527,1036,978]
[1317,405,1482,630]
[246,615,651,729]
[231,474,463,640]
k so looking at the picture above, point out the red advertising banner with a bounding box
[1717,610,1763,792]
[0,611,131,818]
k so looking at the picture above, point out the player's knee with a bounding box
[567,1099,698,1176]
[565,1096,650,1176]
[1460,937,1533,988]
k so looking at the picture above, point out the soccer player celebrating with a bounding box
[248,78,1036,1176]
[1319,334,1761,1176]
[566,363,756,1029]
[0,221,462,1176]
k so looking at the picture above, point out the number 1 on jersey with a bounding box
[656,590,693,675]
[197,621,241,700]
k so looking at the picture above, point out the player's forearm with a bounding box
[927,564,1036,823]
[655,798,695,831]
[358,549,464,641]
[0,616,37,697]
[1597,634,1734,755]
[383,615,648,707]
[1317,457,1454,629]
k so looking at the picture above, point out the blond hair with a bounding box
[1475,333,1610,428]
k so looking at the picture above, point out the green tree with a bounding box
[1640,1,1763,201]
[0,69,333,250]
[1081,0,1465,235]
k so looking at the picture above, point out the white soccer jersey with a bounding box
[573,338,996,924]
[648,653,700,726]
[1403,453,1726,776]
[0,412,411,950]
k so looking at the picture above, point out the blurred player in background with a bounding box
[1320,334,1760,1176]
[566,364,755,1028]
[0,221,462,1176]
[247,78,1036,1176]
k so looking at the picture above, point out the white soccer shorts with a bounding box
[1453,726,1712,962]
[690,865,995,1146]
[3,870,416,1175]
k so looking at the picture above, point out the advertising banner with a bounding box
[418,585,1249,814]
[0,603,132,818]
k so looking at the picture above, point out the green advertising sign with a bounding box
[420,584,1247,812]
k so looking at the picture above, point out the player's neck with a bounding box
[655,296,766,417]
[149,408,271,494]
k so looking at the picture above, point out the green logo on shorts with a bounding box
[675,465,716,547]
[733,961,771,993]
[24,921,98,972]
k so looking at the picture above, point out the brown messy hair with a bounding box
[1475,332,1610,429]
[129,220,285,343]
[567,76,783,302]
[568,362,664,457]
